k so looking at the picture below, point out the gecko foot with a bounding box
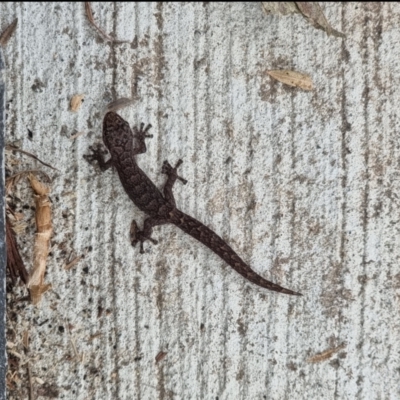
[134,123,153,139]
[162,159,188,185]
[130,220,158,254]
[83,144,110,171]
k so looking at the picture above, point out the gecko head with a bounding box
[102,112,133,153]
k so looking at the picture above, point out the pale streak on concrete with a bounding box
[1,2,400,399]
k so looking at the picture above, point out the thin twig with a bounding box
[6,145,58,171]
[85,2,129,44]
[65,320,83,363]
[64,248,88,270]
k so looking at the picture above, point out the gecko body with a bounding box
[85,112,301,296]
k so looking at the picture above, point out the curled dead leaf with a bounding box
[267,70,313,90]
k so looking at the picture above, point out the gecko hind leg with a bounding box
[130,217,168,254]
[162,159,187,206]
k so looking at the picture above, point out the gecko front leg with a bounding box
[83,143,113,171]
[132,122,153,155]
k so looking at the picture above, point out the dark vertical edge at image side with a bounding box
[0,48,6,400]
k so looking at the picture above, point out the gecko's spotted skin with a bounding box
[85,112,301,296]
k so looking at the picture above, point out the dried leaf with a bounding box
[261,2,298,16]
[307,343,346,363]
[261,2,344,38]
[295,2,345,38]
[0,18,18,47]
[70,94,85,112]
[30,284,52,305]
[267,70,313,90]
[6,170,51,195]
[155,351,167,363]
[22,331,29,350]
[6,216,29,285]
[27,174,53,305]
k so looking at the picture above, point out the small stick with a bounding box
[85,2,129,44]
[6,145,58,171]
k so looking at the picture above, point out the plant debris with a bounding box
[26,174,53,305]
[6,215,29,286]
[6,145,58,171]
[63,251,87,271]
[307,343,346,363]
[85,2,129,44]
[267,70,313,90]
[0,18,18,47]
[261,2,345,38]
[155,351,168,363]
[70,94,85,112]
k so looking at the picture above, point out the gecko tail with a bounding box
[172,210,301,296]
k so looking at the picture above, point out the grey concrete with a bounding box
[1,2,400,399]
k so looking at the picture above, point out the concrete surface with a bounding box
[2,2,400,399]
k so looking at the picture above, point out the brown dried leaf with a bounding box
[22,331,29,350]
[267,70,313,90]
[27,174,53,305]
[261,2,344,38]
[155,351,167,363]
[0,18,18,47]
[307,343,346,363]
[295,2,345,38]
[6,216,29,285]
[70,94,85,112]
[30,284,52,306]
[261,2,299,16]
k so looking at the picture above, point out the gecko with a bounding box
[84,112,301,296]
